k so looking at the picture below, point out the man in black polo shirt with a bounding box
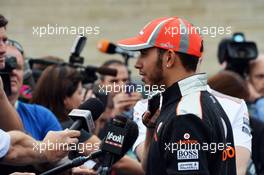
[117,17,236,175]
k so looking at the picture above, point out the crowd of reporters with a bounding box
[0,13,264,175]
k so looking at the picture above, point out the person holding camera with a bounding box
[4,45,63,141]
[0,14,23,131]
[217,32,264,122]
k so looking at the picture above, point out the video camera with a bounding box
[0,56,17,96]
[69,35,117,84]
[217,32,258,78]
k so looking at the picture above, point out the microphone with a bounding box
[97,39,137,58]
[40,150,104,175]
[69,35,87,65]
[40,116,138,175]
[69,98,105,133]
[98,115,139,174]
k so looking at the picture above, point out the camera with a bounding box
[0,56,17,96]
[217,32,258,77]
[1,55,17,72]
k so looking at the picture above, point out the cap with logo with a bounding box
[117,16,203,58]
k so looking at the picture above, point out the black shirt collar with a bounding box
[161,73,208,108]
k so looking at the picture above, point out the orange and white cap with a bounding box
[117,16,203,58]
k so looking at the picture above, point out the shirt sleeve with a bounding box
[160,114,212,175]
[132,100,148,152]
[232,100,252,152]
[0,129,11,159]
[35,105,62,140]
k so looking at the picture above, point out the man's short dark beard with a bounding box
[148,48,165,87]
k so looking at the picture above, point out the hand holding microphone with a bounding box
[42,129,81,163]
[68,98,105,132]
[40,116,138,175]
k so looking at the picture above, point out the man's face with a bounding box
[101,64,129,94]
[250,60,264,96]
[0,27,7,69]
[6,46,24,97]
[135,47,164,87]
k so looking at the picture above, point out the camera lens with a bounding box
[237,48,248,58]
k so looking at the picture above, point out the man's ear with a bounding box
[165,50,177,68]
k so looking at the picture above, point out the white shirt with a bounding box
[0,129,11,159]
[208,87,252,152]
[133,86,252,152]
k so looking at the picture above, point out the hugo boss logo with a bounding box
[177,149,199,160]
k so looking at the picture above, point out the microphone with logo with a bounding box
[68,98,105,133]
[98,115,138,175]
[40,115,138,175]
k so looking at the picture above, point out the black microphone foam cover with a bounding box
[112,116,139,163]
[79,98,105,121]
[106,42,117,54]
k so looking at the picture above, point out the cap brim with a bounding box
[117,36,153,51]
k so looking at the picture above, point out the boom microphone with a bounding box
[97,39,136,58]
[69,98,105,132]
[85,65,117,77]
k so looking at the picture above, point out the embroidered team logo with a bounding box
[184,133,190,139]
[177,149,199,160]
[178,161,199,171]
